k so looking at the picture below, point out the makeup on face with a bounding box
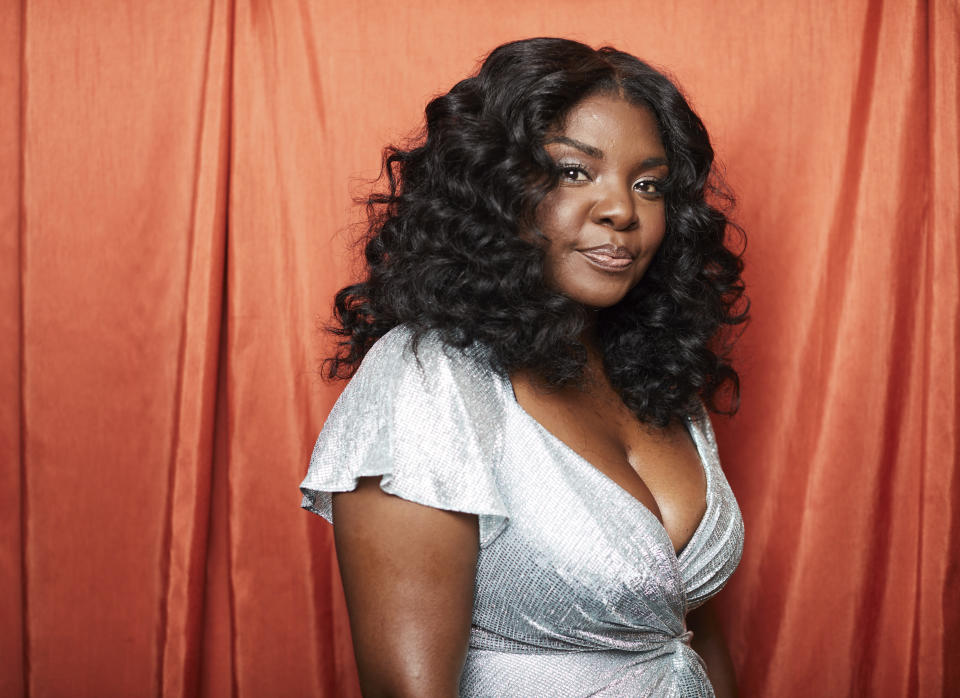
[536,93,669,309]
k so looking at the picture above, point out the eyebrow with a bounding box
[545,136,605,159]
[544,136,669,169]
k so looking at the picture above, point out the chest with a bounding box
[509,375,707,554]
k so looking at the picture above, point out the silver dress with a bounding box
[300,326,744,697]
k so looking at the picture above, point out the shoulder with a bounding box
[346,324,499,406]
[365,324,491,372]
[321,324,508,453]
[303,324,510,545]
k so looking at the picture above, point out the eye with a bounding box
[557,163,590,182]
[634,178,663,196]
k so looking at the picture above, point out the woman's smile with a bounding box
[577,243,636,271]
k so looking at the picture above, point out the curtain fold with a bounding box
[159,0,234,695]
[225,1,347,693]
[0,3,25,697]
[922,1,960,694]
[1,1,956,696]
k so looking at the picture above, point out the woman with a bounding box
[301,37,747,697]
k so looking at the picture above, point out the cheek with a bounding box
[645,206,668,251]
[534,193,584,247]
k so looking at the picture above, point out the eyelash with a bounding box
[557,162,591,182]
[556,162,664,197]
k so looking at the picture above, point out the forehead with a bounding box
[552,93,665,157]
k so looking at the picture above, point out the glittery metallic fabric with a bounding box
[301,326,744,697]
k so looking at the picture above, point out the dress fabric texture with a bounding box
[300,326,744,697]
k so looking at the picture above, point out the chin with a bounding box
[581,299,624,310]
[565,286,632,309]
[549,268,640,310]
[545,265,641,309]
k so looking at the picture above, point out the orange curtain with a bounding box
[1,1,957,696]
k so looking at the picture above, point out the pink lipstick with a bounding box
[578,244,635,271]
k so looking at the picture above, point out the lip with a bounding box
[578,244,635,271]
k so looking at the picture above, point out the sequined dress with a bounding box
[300,326,744,697]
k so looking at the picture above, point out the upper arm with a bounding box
[333,476,479,698]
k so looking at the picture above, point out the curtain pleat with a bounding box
[159,1,234,696]
[921,1,960,695]
[0,2,25,697]
[225,1,344,693]
[1,1,956,696]
[12,1,235,695]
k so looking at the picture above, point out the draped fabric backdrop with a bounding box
[1,1,957,696]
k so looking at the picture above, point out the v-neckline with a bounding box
[497,371,713,562]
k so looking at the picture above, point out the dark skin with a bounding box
[332,95,737,697]
[515,341,738,698]
[333,356,738,697]
[333,479,478,697]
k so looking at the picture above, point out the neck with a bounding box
[578,315,607,376]
[578,307,601,348]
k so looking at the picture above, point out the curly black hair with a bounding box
[326,37,747,426]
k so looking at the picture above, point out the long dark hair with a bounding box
[326,37,748,426]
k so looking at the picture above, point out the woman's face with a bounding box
[536,93,668,309]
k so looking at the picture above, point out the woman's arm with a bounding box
[332,476,479,698]
[687,599,738,698]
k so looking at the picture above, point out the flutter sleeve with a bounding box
[299,326,508,547]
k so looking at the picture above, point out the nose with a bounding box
[590,181,638,231]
